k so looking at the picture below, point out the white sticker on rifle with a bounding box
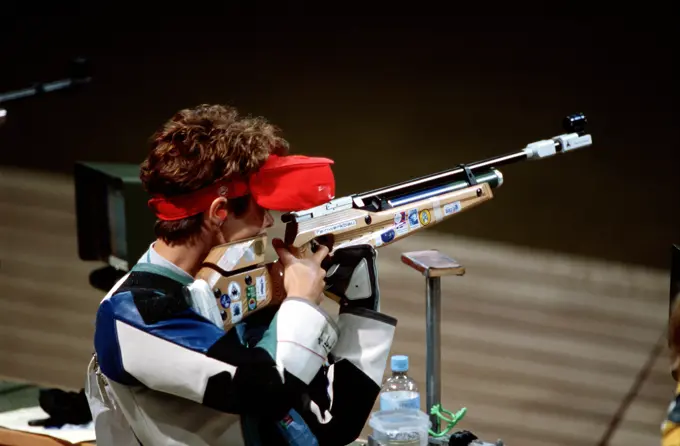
[256,276,267,302]
[395,222,408,236]
[432,199,443,222]
[315,220,357,236]
[217,241,253,272]
[227,281,241,301]
[443,201,462,216]
[231,301,243,324]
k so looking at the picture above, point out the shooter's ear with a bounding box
[208,197,229,226]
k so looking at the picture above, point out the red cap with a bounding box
[147,154,335,220]
[250,155,335,212]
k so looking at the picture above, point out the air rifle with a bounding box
[196,113,593,330]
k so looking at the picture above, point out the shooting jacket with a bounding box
[85,246,397,445]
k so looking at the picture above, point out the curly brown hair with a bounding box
[140,104,289,245]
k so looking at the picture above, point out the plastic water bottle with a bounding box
[379,355,420,411]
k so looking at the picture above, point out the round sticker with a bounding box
[220,294,230,309]
[248,297,257,311]
[381,229,396,244]
[419,209,431,226]
[228,281,242,301]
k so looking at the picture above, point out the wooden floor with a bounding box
[0,166,674,445]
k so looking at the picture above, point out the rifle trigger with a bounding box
[458,164,478,186]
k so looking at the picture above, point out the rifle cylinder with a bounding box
[388,169,502,208]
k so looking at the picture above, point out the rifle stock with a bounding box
[195,234,287,330]
[284,171,500,253]
[197,113,593,331]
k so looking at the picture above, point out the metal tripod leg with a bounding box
[401,250,465,434]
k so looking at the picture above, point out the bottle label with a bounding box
[379,391,421,411]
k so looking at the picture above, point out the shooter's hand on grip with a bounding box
[272,237,329,305]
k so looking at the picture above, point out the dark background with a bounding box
[0,13,677,269]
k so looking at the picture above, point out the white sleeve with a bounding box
[275,297,339,384]
[332,306,397,386]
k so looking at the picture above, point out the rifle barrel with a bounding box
[355,148,538,206]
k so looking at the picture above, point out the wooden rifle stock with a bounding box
[195,234,286,331]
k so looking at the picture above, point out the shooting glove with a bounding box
[322,244,381,312]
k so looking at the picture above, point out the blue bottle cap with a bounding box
[391,355,409,372]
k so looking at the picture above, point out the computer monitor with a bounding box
[74,162,156,272]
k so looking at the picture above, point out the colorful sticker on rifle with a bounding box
[395,222,409,236]
[220,294,230,310]
[228,281,241,301]
[256,276,267,302]
[443,201,462,216]
[247,297,257,311]
[418,209,431,226]
[394,211,406,226]
[231,301,243,323]
[315,220,357,236]
[246,284,256,301]
[381,228,396,244]
[407,208,420,229]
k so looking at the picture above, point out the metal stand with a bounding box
[401,250,465,436]
[365,250,504,446]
